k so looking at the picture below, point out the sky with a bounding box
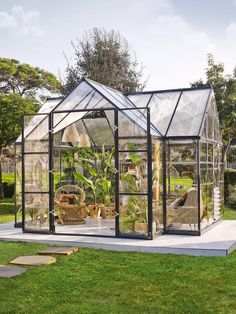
[0,0,236,90]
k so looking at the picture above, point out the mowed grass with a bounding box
[223,205,236,220]
[0,241,235,314]
[0,198,15,224]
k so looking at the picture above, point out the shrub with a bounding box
[224,169,236,207]
[3,182,15,198]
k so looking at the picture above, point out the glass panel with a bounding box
[207,114,214,139]
[87,79,134,109]
[15,144,22,224]
[119,138,147,151]
[167,89,210,137]
[24,154,49,192]
[53,92,109,134]
[201,117,207,139]
[166,140,198,231]
[118,111,146,137]
[208,95,216,113]
[120,151,147,193]
[152,140,163,232]
[24,193,49,230]
[200,142,207,162]
[207,143,213,163]
[168,142,196,162]
[119,195,149,237]
[201,183,214,229]
[214,117,220,141]
[24,114,49,148]
[127,94,152,109]
[83,116,114,146]
[148,92,180,135]
[166,185,199,231]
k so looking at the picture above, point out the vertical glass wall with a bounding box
[15,143,22,226]
[165,140,199,232]
[118,110,151,238]
[22,114,50,232]
[200,97,223,230]
[152,139,163,233]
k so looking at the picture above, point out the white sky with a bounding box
[0,0,236,90]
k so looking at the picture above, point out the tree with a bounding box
[61,28,146,95]
[0,58,61,98]
[0,58,61,199]
[191,54,236,161]
[0,94,40,198]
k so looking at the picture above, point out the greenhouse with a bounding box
[15,77,224,239]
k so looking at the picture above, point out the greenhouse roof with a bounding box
[16,77,216,144]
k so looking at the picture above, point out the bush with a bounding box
[224,169,236,206]
[3,182,15,198]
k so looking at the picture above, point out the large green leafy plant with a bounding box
[73,145,116,206]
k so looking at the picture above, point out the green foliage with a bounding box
[0,58,61,97]
[0,94,39,150]
[224,169,236,206]
[72,145,116,205]
[2,183,14,198]
[191,54,236,155]
[61,28,146,94]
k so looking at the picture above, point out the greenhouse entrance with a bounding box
[21,107,155,240]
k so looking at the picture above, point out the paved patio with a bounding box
[0,220,235,256]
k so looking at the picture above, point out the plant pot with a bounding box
[134,220,157,235]
[88,204,101,218]
[134,219,148,234]
[101,205,115,219]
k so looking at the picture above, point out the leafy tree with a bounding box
[0,58,61,98]
[61,28,146,94]
[0,94,40,198]
[192,54,236,160]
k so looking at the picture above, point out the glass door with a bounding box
[22,113,51,233]
[115,108,153,239]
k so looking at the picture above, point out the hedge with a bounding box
[2,182,15,198]
[224,169,236,206]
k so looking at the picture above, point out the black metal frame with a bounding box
[18,80,224,239]
[20,107,153,239]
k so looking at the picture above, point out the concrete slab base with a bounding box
[10,256,56,266]
[0,265,26,278]
[1,220,236,257]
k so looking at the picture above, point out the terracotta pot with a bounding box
[134,219,148,234]
[101,205,115,219]
[88,204,101,218]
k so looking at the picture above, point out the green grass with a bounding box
[223,206,236,220]
[0,242,235,314]
[2,173,14,184]
[0,198,15,224]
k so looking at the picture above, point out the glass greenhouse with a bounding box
[14,78,224,239]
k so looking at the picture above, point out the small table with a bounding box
[57,203,86,225]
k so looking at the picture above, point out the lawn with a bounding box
[0,198,15,224]
[223,205,236,220]
[0,241,235,314]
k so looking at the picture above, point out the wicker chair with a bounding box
[167,188,204,225]
[54,185,87,225]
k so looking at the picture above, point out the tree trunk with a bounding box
[0,150,4,199]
